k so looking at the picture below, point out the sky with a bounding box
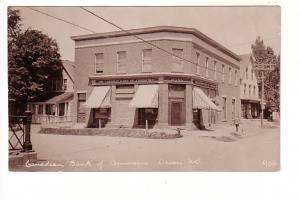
[13,6,281,61]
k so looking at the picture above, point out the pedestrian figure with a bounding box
[233,118,240,133]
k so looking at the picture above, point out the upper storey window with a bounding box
[117,51,127,73]
[235,70,238,86]
[205,57,209,77]
[142,49,152,72]
[228,67,232,84]
[95,53,104,74]
[246,67,249,79]
[222,64,225,83]
[214,60,217,80]
[171,48,183,72]
[196,52,201,74]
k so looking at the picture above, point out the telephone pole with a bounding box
[253,63,276,128]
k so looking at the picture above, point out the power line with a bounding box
[80,7,230,75]
[27,7,97,34]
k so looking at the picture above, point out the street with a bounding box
[11,120,280,172]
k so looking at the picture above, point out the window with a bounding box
[45,104,55,115]
[196,52,201,74]
[95,53,104,74]
[232,99,236,119]
[142,49,152,72]
[244,84,246,95]
[251,70,254,80]
[58,103,65,116]
[229,67,232,84]
[246,68,249,79]
[235,70,238,86]
[63,79,67,90]
[116,85,134,94]
[222,97,227,121]
[249,85,251,96]
[214,60,217,80]
[205,57,209,77]
[253,86,256,96]
[77,93,86,122]
[172,48,183,72]
[38,104,43,114]
[116,85,134,98]
[222,64,225,82]
[78,93,86,100]
[117,51,127,73]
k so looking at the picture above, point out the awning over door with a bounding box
[84,86,111,108]
[193,87,221,111]
[129,85,159,108]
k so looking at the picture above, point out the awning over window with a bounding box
[84,86,111,108]
[129,85,159,108]
[193,87,221,111]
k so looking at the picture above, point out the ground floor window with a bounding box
[232,98,236,120]
[77,93,86,122]
[45,104,55,115]
[38,104,43,114]
[222,97,227,121]
[58,103,65,116]
[138,108,158,127]
[93,108,111,128]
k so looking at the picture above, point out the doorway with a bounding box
[170,101,183,126]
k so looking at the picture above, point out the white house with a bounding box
[239,54,260,119]
[28,60,75,124]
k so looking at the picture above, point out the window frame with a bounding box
[205,57,209,77]
[117,51,127,73]
[94,53,104,74]
[222,64,225,83]
[234,70,238,86]
[142,49,152,73]
[213,60,217,80]
[171,48,184,73]
[196,52,201,74]
[228,67,232,84]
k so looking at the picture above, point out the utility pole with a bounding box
[260,71,264,128]
[253,63,276,128]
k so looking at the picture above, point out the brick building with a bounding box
[71,26,241,129]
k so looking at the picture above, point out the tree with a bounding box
[251,37,280,113]
[8,8,63,114]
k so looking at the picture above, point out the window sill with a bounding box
[141,71,152,73]
[94,73,104,75]
[116,71,127,74]
[171,71,184,73]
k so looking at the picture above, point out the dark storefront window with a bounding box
[138,108,158,127]
[168,84,186,126]
[77,93,86,122]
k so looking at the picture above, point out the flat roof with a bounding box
[71,26,241,61]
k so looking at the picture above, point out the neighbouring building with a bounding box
[239,54,260,119]
[28,60,75,124]
[71,26,241,130]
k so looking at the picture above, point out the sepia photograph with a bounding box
[7,6,280,172]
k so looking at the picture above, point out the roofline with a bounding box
[62,60,75,83]
[71,26,241,61]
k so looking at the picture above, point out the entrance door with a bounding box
[171,102,182,125]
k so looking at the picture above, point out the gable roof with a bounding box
[71,26,241,62]
[62,60,75,83]
[239,54,252,78]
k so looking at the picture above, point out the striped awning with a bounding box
[193,87,221,111]
[84,86,111,108]
[129,85,159,108]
